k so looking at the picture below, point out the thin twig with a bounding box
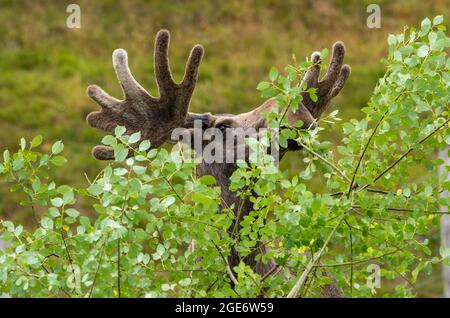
[315,248,400,268]
[59,213,76,292]
[260,265,281,282]
[162,175,183,202]
[298,142,351,183]
[347,109,389,197]
[89,236,109,298]
[30,205,39,227]
[384,263,417,292]
[358,117,449,192]
[211,240,239,287]
[117,238,121,298]
[352,205,450,215]
[344,219,353,296]
[287,213,346,298]
[206,277,219,294]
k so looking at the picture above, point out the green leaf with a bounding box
[420,18,431,35]
[87,184,103,196]
[20,252,40,266]
[387,34,397,46]
[179,278,191,287]
[428,32,437,47]
[65,208,80,218]
[199,175,216,185]
[3,149,10,162]
[132,165,146,175]
[113,168,127,176]
[62,190,75,204]
[256,81,270,91]
[128,132,141,144]
[41,217,53,230]
[3,220,14,232]
[12,158,24,171]
[440,246,450,259]
[50,155,67,166]
[269,67,278,82]
[192,192,213,205]
[115,126,126,137]
[51,141,64,154]
[115,148,128,162]
[156,244,165,255]
[20,138,26,150]
[139,140,151,152]
[162,196,175,207]
[101,135,116,146]
[14,225,23,236]
[49,207,60,218]
[50,197,64,207]
[433,15,443,26]
[30,135,43,148]
[417,45,429,58]
[307,88,318,102]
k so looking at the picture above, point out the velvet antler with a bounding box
[86,30,204,160]
[302,42,350,119]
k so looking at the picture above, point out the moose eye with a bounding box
[216,124,231,133]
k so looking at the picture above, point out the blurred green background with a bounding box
[0,0,448,296]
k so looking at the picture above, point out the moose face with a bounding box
[178,98,316,164]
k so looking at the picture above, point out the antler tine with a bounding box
[318,42,346,93]
[301,41,350,118]
[112,48,149,100]
[330,64,351,98]
[174,44,204,117]
[154,29,176,97]
[86,85,120,132]
[304,51,321,88]
[182,45,204,94]
[92,145,114,161]
[87,85,120,110]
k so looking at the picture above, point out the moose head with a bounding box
[86,30,350,162]
[85,30,350,296]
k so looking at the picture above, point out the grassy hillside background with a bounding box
[0,0,449,296]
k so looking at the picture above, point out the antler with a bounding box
[301,41,350,119]
[247,41,350,133]
[86,30,204,160]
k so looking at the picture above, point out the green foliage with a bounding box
[0,17,449,298]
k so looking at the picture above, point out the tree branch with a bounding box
[359,117,449,192]
[352,205,450,215]
[287,213,346,298]
[211,240,239,287]
[298,142,351,183]
[315,248,400,268]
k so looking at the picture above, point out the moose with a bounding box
[85,30,350,297]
